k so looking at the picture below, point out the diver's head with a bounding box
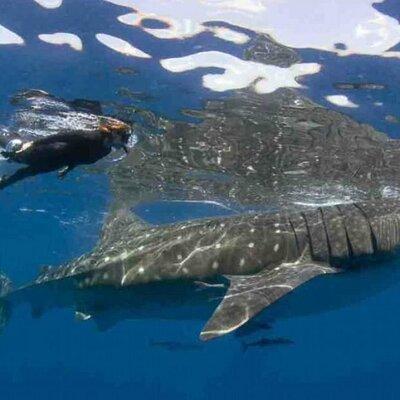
[99,117,131,152]
[5,139,23,154]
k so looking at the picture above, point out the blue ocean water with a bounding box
[1,1,400,399]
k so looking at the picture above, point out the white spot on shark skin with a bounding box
[38,33,83,51]
[138,267,145,274]
[239,258,246,267]
[0,24,24,45]
[34,0,62,8]
[212,261,219,270]
[273,244,280,252]
[161,52,320,93]
[106,0,400,58]
[96,33,151,58]
[326,95,359,108]
[248,242,254,248]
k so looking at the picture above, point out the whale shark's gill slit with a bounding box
[300,212,315,259]
[288,217,300,256]
[353,203,378,254]
[319,207,332,261]
[336,206,354,259]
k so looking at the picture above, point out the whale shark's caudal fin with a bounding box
[0,272,13,333]
[200,262,339,341]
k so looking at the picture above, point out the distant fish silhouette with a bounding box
[241,337,294,352]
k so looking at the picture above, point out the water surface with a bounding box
[1,1,400,398]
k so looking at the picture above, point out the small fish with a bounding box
[149,340,202,352]
[242,337,294,352]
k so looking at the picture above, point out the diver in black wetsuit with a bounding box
[0,117,131,189]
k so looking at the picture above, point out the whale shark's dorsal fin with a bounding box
[200,262,339,341]
[100,208,148,247]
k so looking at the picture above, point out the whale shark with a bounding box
[1,198,400,340]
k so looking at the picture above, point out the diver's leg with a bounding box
[57,164,75,179]
[0,166,42,190]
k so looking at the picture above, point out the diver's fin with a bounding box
[200,262,339,341]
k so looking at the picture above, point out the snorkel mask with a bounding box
[5,139,23,154]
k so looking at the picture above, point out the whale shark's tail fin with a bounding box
[0,272,13,333]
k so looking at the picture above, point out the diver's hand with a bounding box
[57,165,74,179]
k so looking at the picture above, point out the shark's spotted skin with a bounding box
[2,199,400,340]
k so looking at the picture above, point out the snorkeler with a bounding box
[0,116,131,189]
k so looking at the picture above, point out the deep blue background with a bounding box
[1,1,400,399]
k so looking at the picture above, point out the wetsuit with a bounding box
[0,130,116,189]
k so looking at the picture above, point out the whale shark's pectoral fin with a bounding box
[200,262,339,341]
